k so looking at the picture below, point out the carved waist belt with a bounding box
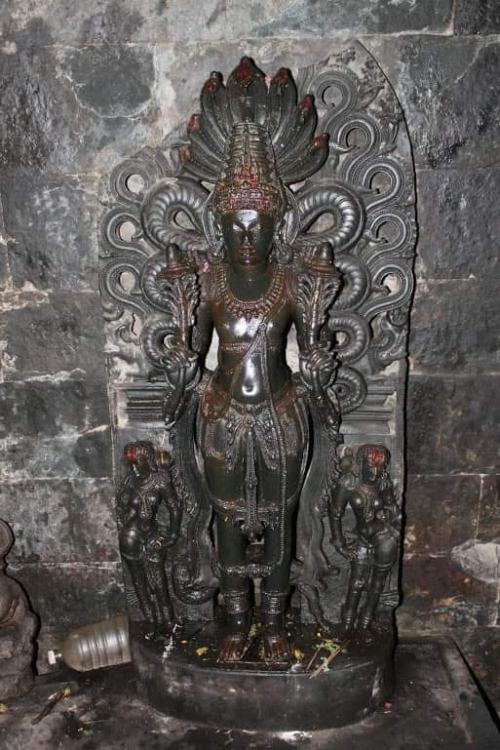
[197,383,308,536]
[219,341,281,353]
[218,340,282,374]
[200,379,297,422]
[205,480,301,531]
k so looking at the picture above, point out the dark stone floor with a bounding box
[0,638,498,749]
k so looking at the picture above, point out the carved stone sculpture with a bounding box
[0,520,38,699]
[100,47,416,727]
[329,444,401,634]
[117,442,181,635]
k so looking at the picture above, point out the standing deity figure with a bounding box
[192,132,339,661]
[193,132,339,663]
[117,442,181,635]
[329,444,401,634]
[141,60,342,663]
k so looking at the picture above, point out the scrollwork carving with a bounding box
[142,179,209,255]
[295,47,416,402]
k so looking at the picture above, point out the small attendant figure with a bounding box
[329,444,401,634]
[117,442,181,635]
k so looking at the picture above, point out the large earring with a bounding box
[202,197,226,262]
[273,224,293,264]
[273,186,299,264]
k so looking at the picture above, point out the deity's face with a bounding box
[132,456,151,479]
[360,447,388,484]
[125,443,154,479]
[220,210,275,270]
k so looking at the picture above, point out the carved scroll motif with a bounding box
[296,48,416,413]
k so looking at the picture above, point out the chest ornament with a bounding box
[214,264,286,322]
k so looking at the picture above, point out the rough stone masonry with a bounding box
[0,0,499,709]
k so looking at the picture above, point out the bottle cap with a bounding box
[47,649,61,666]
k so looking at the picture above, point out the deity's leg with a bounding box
[148,558,174,630]
[259,401,308,662]
[358,569,387,631]
[343,559,370,632]
[197,411,252,660]
[216,515,251,662]
[261,507,296,662]
[359,530,397,631]
[122,555,158,626]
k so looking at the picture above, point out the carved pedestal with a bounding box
[132,619,394,730]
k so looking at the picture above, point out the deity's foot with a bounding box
[217,631,249,663]
[339,620,355,637]
[262,629,291,664]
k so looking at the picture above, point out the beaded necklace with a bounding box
[214,264,285,321]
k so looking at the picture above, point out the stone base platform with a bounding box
[132,617,395,730]
[0,638,498,749]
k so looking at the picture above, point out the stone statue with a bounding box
[182,124,341,662]
[117,442,181,635]
[140,59,347,663]
[329,444,401,634]
[100,48,416,723]
[0,519,38,699]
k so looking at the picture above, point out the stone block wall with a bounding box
[0,0,498,704]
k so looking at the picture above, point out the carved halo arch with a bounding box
[100,45,416,420]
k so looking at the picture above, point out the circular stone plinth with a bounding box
[131,617,395,731]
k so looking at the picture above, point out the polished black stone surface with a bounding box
[1,11,500,692]
[132,618,395,730]
[0,638,498,749]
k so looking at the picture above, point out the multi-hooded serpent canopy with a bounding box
[101,49,416,421]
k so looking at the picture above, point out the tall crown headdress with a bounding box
[142,56,363,259]
[212,122,285,219]
[181,57,329,220]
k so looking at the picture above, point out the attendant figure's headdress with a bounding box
[358,444,390,469]
[182,57,329,221]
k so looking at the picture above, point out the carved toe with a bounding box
[262,631,291,664]
[218,633,248,663]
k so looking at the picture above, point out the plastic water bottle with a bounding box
[47,615,131,672]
